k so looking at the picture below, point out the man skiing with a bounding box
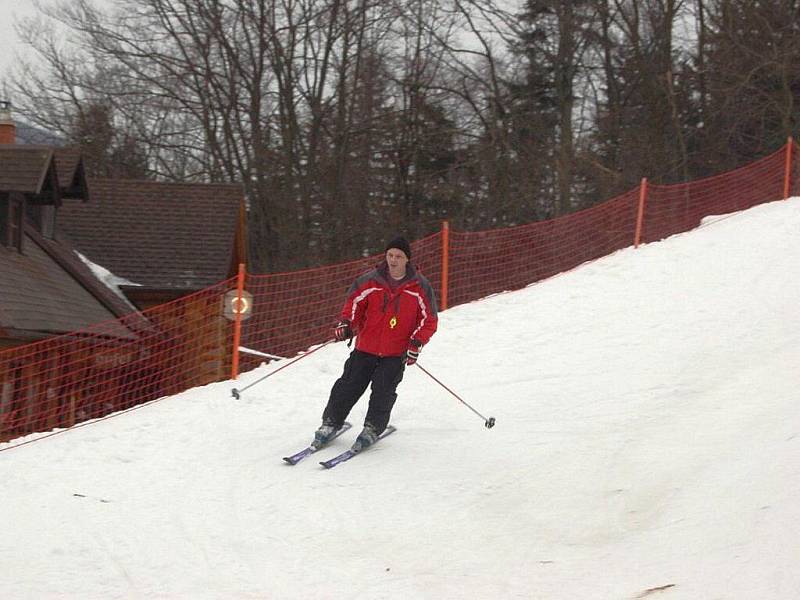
[312,236,438,453]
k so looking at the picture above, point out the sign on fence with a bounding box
[222,289,253,321]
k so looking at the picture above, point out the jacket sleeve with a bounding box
[339,272,375,332]
[410,276,438,346]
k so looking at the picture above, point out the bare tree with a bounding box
[699,0,800,168]
[12,0,794,272]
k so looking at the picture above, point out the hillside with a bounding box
[2,199,799,599]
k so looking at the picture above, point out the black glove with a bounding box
[405,339,422,366]
[334,320,352,342]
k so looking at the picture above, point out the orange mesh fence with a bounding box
[447,189,640,307]
[642,146,793,244]
[1,141,796,447]
[1,279,236,444]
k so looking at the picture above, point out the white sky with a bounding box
[0,0,116,90]
[0,0,45,83]
[1,197,799,598]
[0,0,515,98]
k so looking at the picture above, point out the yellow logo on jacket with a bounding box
[389,316,398,329]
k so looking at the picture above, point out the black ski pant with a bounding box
[322,350,405,435]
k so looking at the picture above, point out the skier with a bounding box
[312,236,438,452]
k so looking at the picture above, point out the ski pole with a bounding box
[231,340,334,399]
[416,363,496,428]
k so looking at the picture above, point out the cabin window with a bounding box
[0,194,24,251]
[41,205,56,239]
[0,196,6,243]
[25,202,56,239]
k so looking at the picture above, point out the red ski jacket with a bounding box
[340,261,438,357]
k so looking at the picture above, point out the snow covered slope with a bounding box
[2,199,799,600]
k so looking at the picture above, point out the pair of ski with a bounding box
[282,422,397,469]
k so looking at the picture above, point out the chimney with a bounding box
[0,101,16,144]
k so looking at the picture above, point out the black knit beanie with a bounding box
[385,236,412,259]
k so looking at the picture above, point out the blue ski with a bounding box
[319,425,397,469]
[282,422,352,465]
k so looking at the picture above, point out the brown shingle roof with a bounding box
[58,178,244,290]
[35,228,139,320]
[0,145,89,201]
[0,146,58,195]
[52,147,87,199]
[0,226,137,341]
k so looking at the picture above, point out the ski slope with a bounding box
[2,199,800,600]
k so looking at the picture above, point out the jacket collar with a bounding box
[376,260,416,286]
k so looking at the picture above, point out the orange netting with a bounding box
[1,141,795,447]
[446,189,641,307]
[1,280,236,445]
[642,146,792,244]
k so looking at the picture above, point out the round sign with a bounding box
[223,289,253,321]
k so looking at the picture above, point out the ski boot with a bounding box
[312,420,340,449]
[351,423,380,453]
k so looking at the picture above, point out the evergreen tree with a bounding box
[700,0,800,169]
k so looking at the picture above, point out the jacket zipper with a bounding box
[375,283,407,357]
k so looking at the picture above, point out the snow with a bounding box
[3,198,800,599]
[75,250,141,310]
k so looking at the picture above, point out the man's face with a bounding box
[386,248,409,278]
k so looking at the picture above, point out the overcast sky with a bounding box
[1,0,519,109]
[0,0,68,92]
[0,0,120,102]
[0,0,39,84]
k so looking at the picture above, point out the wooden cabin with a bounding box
[58,179,247,310]
[0,103,247,442]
